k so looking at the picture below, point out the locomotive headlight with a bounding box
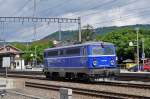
[93,60,97,66]
[110,60,115,65]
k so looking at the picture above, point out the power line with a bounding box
[91,8,150,26]
[11,0,31,16]
[7,7,150,40]
[54,0,136,19]
[92,7,150,24]
[38,0,70,16]
[52,0,117,17]
[0,16,80,41]
[7,6,150,41]
[51,0,104,16]
[80,0,137,18]
[63,0,118,17]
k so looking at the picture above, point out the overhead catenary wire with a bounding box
[93,7,150,24]
[6,7,150,41]
[38,0,71,16]
[91,9,150,27]
[11,0,31,16]
[48,0,117,17]
[9,5,150,41]
[79,0,137,18]
[0,0,149,41]
[12,0,41,17]
[49,0,103,16]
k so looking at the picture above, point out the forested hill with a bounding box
[41,24,150,41]
[10,24,150,62]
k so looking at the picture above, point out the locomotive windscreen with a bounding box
[103,45,115,55]
[92,45,115,55]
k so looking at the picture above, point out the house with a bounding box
[0,44,25,70]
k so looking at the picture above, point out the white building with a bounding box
[0,44,25,70]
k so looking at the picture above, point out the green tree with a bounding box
[96,28,150,63]
[12,40,54,65]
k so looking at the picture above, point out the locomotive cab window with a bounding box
[66,48,80,56]
[44,52,47,57]
[82,47,87,56]
[48,50,58,57]
[58,50,64,56]
[103,46,114,55]
[92,46,103,55]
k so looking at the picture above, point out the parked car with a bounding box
[36,64,44,68]
[143,62,150,72]
[25,65,32,69]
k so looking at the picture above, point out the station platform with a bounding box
[118,69,150,81]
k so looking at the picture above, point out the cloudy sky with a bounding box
[0,0,150,42]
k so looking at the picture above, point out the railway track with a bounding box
[95,81,150,90]
[2,73,150,98]
[25,81,150,99]
[4,73,150,90]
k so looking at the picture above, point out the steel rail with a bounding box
[2,73,150,91]
[25,81,150,99]
[3,73,150,89]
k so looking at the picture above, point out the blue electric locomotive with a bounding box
[43,41,119,80]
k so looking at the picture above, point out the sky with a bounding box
[0,0,150,42]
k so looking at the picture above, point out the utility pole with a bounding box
[33,0,37,67]
[136,27,140,72]
[1,21,7,77]
[33,0,36,17]
[142,38,145,67]
[33,0,37,40]
[34,46,37,66]
[58,22,61,41]
[78,17,81,42]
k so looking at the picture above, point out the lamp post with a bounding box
[142,38,145,67]
[136,28,140,72]
[30,53,33,66]
[129,27,140,72]
[34,46,38,67]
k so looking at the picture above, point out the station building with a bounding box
[0,44,25,70]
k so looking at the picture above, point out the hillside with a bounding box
[40,24,150,41]
[9,24,150,62]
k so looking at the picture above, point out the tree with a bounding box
[12,40,54,65]
[96,28,150,63]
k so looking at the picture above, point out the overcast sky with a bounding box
[0,0,149,42]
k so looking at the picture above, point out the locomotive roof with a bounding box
[45,41,114,51]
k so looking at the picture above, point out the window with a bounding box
[103,46,114,55]
[92,46,103,55]
[83,47,87,56]
[17,62,19,66]
[44,52,47,57]
[48,50,58,57]
[92,45,115,55]
[66,48,80,56]
[6,47,10,51]
[58,50,64,56]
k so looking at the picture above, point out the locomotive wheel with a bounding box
[77,73,90,82]
[45,72,51,79]
[65,73,75,80]
[51,72,60,80]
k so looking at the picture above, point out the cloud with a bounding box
[0,0,150,41]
